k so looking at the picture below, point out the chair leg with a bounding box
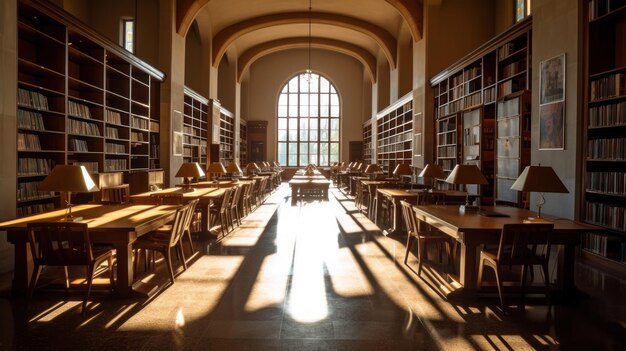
[542,262,551,306]
[163,249,176,285]
[83,263,96,315]
[477,258,485,291]
[177,242,188,270]
[520,264,528,302]
[404,234,414,265]
[63,266,70,293]
[185,229,195,254]
[493,266,505,311]
[417,237,426,276]
[446,241,455,274]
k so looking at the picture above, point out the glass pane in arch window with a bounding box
[289,78,298,92]
[320,78,329,93]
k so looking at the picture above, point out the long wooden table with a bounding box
[130,187,226,237]
[0,204,179,297]
[412,205,604,295]
[289,179,331,205]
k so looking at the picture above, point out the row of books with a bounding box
[590,73,626,101]
[106,127,120,139]
[68,100,92,118]
[131,132,147,142]
[438,99,464,117]
[105,159,127,171]
[484,87,497,104]
[582,233,626,263]
[150,121,160,132]
[588,101,626,127]
[131,116,149,130]
[106,143,126,154]
[106,110,122,124]
[18,88,49,110]
[150,145,160,158]
[586,171,626,195]
[17,181,54,202]
[17,133,41,151]
[70,139,89,152]
[501,61,521,79]
[497,96,522,119]
[585,201,626,231]
[17,158,54,176]
[70,161,98,174]
[464,92,482,109]
[17,110,45,130]
[437,144,457,157]
[68,118,101,136]
[17,203,55,217]
[498,42,516,61]
[464,66,482,81]
[377,141,412,154]
[497,79,522,98]
[587,138,626,160]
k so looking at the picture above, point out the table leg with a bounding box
[200,205,209,238]
[459,239,478,293]
[558,244,576,296]
[113,242,134,297]
[9,233,30,294]
[291,185,298,206]
[324,187,329,200]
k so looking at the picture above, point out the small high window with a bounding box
[515,0,531,22]
[122,19,134,53]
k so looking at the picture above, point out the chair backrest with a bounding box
[167,202,192,247]
[183,198,200,234]
[497,223,554,265]
[229,185,241,209]
[400,200,418,236]
[219,187,233,213]
[27,222,93,266]
[151,192,184,205]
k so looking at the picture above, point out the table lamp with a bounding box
[445,164,488,213]
[418,163,445,189]
[246,162,261,176]
[364,163,383,179]
[510,165,569,222]
[207,161,227,183]
[38,165,99,221]
[176,162,205,191]
[226,162,243,179]
[393,163,412,181]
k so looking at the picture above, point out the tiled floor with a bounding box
[0,183,625,350]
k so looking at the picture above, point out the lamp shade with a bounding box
[38,165,99,193]
[364,164,382,174]
[207,162,227,174]
[246,162,261,172]
[419,163,445,179]
[445,164,488,185]
[393,163,412,176]
[176,162,205,179]
[510,165,569,193]
[226,162,243,174]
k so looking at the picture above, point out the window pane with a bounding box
[319,155,328,166]
[288,130,298,141]
[330,85,336,94]
[289,118,298,128]
[300,105,309,117]
[289,142,297,154]
[281,85,288,93]
[289,154,298,166]
[278,142,286,157]
[330,130,339,141]
[299,154,308,165]
[330,106,339,117]
[309,154,318,165]
[289,106,298,117]
[330,119,339,130]
[319,118,329,130]
[300,77,309,92]
[309,94,318,107]
[289,93,298,105]
[320,130,329,141]
[300,130,308,141]
[309,119,318,130]
[320,78,329,92]
[278,105,288,117]
[278,130,287,141]
[330,94,339,106]
[320,105,329,117]
[310,78,319,93]
[289,78,299,92]
[278,118,287,129]
[330,153,338,163]
[309,143,318,154]
[279,94,287,106]
[330,143,339,154]
[309,130,318,141]
[279,153,287,165]
[300,143,309,154]
[320,94,329,106]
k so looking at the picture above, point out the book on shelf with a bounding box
[17,158,54,176]
[498,42,515,60]
[70,161,98,173]
[68,100,92,118]
[590,73,626,101]
[587,138,626,160]
[17,110,45,130]
[17,133,41,151]
[105,127,120,139]
[105,110,122,124]
[131,116,149,130]
[586,171,626,194]
[68,118,101,136]
[105,159,127,172]
[70,138,89,152]
[18,88,49,110]
[588,101,626,127]
[585,201,626,231]
[131,132,146,142]
[17,203,55,217]
[105,143,126,154]
[17,181,54,202]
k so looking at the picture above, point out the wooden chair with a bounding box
[26,222,115,314]
[477,223,554,311]
[150,198,199,269]
[210,187,233,237]
[229,185,242,229]
[241,182,254,216]
[133,201,192,285]
[100,184,130,204]
[400,200,453,276]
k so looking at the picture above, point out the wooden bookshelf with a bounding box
[183,87,209,169]
[494,90,530,206]
[461,106,495,204]
[15,0,164,216]
[375,94,413,174]
[362,120,372,165]
[219,105,235,164]
[431,18,531,194]
[240,119,247,165]
[582,0,626,269]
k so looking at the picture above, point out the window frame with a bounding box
[277,72,340,167]
[121,18,135,53]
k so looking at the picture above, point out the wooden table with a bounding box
[412,205,603,295]
[0,204,179,297]
[289,179,331,205]
[130,187,226,237]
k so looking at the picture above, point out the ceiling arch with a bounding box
[237,37,377,83]
[212,12,396,70]
[176,0,423,42]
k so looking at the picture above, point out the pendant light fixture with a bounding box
[305,0,313,82]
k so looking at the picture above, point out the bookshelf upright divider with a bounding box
[183,87,209,170]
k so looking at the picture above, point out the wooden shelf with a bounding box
[182,87,209,169]
[376,95,413,174]
[240,119,247,165]
[582,0,626,267]
[362,120,372,165]
[14,0,163,215]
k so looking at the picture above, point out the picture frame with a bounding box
[540,53,565,104]
[539,101,564,150]
[173,131,183,156]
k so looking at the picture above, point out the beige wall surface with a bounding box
[531,0,580,219]
[245,48,365,163]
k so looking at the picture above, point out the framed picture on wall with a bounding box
[539,101,565,150]
[540,53,565,105]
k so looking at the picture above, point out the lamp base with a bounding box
[459,205,480,214]
[59,216,83,222]
[523,217,552,223]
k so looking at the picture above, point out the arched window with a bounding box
[277,73,340,167]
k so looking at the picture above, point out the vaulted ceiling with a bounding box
[176,0,422,81]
